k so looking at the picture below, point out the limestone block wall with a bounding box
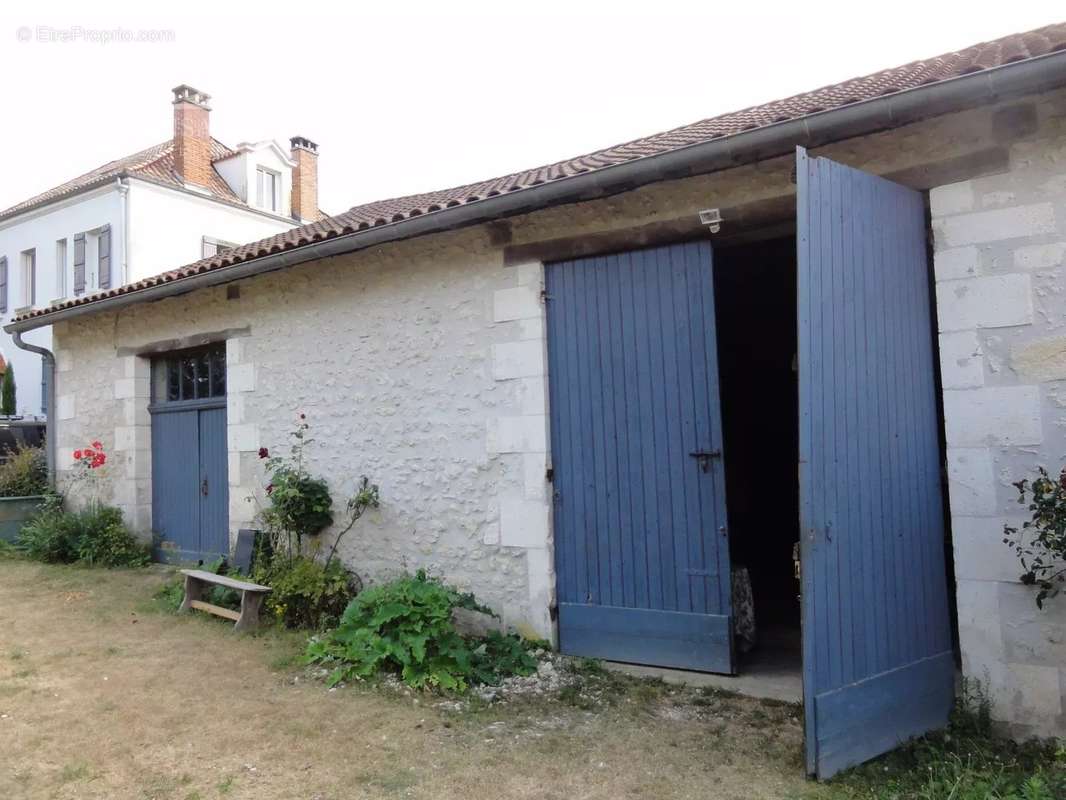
[931,97,1066,739]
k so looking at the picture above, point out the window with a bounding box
[55,239,67,299]
[20,249,35,308]
[256,167,279,212]
[202,236,237,259]
[0,257,7,313]
[152,345,226,403]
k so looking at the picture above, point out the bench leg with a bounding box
[234,591,265,633]
[179,575,203,613]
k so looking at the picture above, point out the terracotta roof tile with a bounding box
[14,21,1066,324]
[0,138,246,221]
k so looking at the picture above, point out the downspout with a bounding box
[116,177,130,285]
[11,332,55,485]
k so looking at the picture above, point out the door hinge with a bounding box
[540,288,552,302]
[792,541,801,581]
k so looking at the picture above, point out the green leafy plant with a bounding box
[2,364,16,415]
[18,497,149,567]
[306,570,536,692]
[254,555,358,630]
[0,446,48,497]
[1004,466,1066,607]
[257,416,333,551]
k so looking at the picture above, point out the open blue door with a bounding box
[797,148,954,778]
[546,241,734,674]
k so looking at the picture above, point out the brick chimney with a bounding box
[172,85,213,188]
[290,136,322,222]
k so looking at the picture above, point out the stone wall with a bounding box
[931,96,1066,739]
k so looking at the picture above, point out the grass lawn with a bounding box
[0,558,1060,799]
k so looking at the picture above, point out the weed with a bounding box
[58,761,90,783]
[826,681,1065,800]
[217,775,235,794]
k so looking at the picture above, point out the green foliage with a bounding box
[306,570,537,692]
[254,555,357,630]
[830,680,1066,800]
[17,499,150,567]
[0,446,48,497]
[258,417,333,548]
[1004,466,1066,607]
[2,365,16,416]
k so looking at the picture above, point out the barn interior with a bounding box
[714,234,803,677]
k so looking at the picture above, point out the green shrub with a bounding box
[17,500,150,568]
[254,555,358,630]
[306,570,536,692]
[0,447,48,497]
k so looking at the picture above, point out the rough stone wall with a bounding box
[931,96,1066,739]
[51,85,1066,691]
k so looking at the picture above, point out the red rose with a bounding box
[299,413,306,420]
[266,483,274,495]
[73,449,82,460]
[258,447,269,459]
[91,441,103,450]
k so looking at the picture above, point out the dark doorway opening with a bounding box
[714,235,802,674]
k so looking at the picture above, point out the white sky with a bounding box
[0,1,1061,216]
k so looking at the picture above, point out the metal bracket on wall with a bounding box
[698,208,723,234]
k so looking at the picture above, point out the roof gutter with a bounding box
[8,50,1066,335]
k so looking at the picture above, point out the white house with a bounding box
[7,21,1066,780]
[0,85,323,416]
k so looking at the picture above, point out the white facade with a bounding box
[0,173,295,416]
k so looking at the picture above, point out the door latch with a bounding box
[688,449,721,473]
[201,478,209,497]
[792,541,801,581]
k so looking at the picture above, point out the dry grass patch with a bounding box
[0,560,818,799]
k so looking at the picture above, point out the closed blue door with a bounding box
[546,241,734,673]
[151,346,229,563]
[797,147,954,778]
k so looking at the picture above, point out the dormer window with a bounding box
[256,166,280,212]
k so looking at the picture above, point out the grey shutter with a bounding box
[98,226,111,289]
[29,251,35,306]
[73,233,86,296]
[0,257,7,313]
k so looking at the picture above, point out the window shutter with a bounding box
[29,251,35,306]
[0,257,7,313]
[98,226,112,290]
[73,233,86,296]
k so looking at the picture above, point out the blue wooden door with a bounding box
[197,406,230,558]
[150,346,229,563]
[797,147,954,778]
[546,241,734,673]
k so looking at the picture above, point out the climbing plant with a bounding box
[1004,466,1066,608]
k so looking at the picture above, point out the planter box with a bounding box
[0,496,46,543]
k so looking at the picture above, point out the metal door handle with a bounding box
[688,449,721,472]
[201,478,209,496]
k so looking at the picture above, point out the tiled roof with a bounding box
[14,21,1066,323]
[0,138,246,221]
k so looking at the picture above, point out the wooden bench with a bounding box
[179,569,271,632]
